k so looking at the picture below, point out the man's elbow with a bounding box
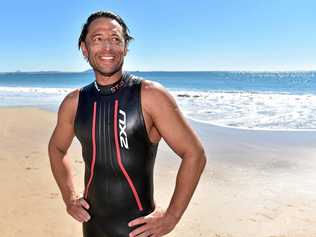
[48,137,67,159]
[48,137,54,157]
[183,146,207,170]
[196,147,207,171]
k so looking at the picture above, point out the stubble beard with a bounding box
[88,55,124,78]
[96,61,123,77]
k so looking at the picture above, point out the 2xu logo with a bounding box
[119,109,129,149]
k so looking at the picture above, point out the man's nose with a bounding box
[102,41,111,50]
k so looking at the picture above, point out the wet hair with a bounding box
[78,11,134,49]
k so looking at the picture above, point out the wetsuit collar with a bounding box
[94,73,128,95]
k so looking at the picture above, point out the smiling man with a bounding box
[48,11,206,237]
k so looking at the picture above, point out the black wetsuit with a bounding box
[74,72,159,237]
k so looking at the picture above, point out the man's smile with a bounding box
[99,55,115,61]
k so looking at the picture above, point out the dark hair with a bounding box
[78,11,134,49]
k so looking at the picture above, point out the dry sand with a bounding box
[1,107,316,237]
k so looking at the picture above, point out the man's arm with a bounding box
[129,81,206,237]
[48,90,90,223]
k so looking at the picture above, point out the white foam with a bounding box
[170,90,316,130]
[1,86,316,130]
[0,86,73,94]
[0,86,71,109]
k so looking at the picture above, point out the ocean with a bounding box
[0,71,316,130]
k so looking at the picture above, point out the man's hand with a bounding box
[128,207,178,237]
[66,196,91,223]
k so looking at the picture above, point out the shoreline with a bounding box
[188,117,316,132]
[2,105,316,132]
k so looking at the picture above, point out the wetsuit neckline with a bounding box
[94,72,128,96]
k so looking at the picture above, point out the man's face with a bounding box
[81,17,127,77]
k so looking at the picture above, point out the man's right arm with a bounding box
[48,90,90,223]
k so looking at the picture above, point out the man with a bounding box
[48,11,206,237]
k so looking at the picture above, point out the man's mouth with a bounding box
[100,56,114,61]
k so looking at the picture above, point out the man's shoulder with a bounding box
[58,89,80,117]
[64,89,80,104]
[141,79,165,94]
[140,80,176,112]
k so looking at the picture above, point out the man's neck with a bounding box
[94,70,123,86]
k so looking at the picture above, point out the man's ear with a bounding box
[80,42,89,60]
[124,46,128,56]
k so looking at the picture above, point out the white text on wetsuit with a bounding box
[119,109,129,149]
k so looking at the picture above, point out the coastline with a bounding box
[1,107,316,237]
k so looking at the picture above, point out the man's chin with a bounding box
[94,67,122,78]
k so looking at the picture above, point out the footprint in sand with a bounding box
[254,210,275,220]
[259,213,274,220]
[25,151,39,159]
[25,167,39,170]
[49,192,59,199]
[214,234,233,237]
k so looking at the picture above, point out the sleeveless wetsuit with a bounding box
[74,72,159,237]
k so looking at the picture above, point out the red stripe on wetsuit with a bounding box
[84,102,97,199]
[114,99,144,211]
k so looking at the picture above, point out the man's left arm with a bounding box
[129,81,207,237]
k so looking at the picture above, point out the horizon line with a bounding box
[0,69,316,74]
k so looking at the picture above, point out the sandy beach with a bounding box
[1,107,316,237]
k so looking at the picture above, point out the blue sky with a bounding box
[0,0,315,72]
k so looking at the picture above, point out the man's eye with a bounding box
[93,37,102,42]
[113,37,122,43]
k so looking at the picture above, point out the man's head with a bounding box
[78,11,133,77]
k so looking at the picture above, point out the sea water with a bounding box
[0,71,315,130]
